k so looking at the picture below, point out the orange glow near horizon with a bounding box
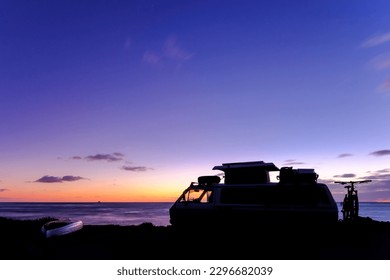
[3,191,179,203]
[373,199,390,203]
[1,179,183,202]
[0,165,388,202]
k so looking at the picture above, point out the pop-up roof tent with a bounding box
[212,161,279,184]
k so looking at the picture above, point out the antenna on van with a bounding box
[334,180,372,221]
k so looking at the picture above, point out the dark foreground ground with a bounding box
[1,216,390,260]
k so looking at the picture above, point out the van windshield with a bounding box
[179,188,213,203]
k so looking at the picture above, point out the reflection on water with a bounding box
[0,202,172,226]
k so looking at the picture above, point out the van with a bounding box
[169,161,339,227]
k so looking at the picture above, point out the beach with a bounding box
[1,216,390,260]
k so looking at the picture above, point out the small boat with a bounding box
[41,219,83,238]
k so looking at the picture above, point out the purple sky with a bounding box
[1,0,390,202]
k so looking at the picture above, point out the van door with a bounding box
[171,188,215,226]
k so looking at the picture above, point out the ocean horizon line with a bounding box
[1,202,390,225]
[1,201,389,204]
[0,201,175,203]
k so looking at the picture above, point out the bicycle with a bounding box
[334,180,372,220]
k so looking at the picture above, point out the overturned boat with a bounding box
[169,161,338,227]
[41,219,83,238]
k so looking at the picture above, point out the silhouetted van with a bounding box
[169,161,338,227]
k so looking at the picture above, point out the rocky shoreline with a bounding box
[1,216,389,260]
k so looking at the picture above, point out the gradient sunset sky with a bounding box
[1,0,390,202]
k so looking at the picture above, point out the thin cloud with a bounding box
[113,152,124,157]
[375,59,390,70]
[85,154,122,162]
[71,152,150,171]
[72,156,83,160]
[361,173,390,181]
[337,153,353,158]
[34,175,85,183]
[378,78,390,92]
[62,176,85,182]
[373,168,390,174]
[361,168,390,181]
[143,51,162,66]
[369,150,390,157]
[121,165,151,172]
[283,159,305,165]
[362,35,390,93]
[35,176,63,183]
[361,32,390,48]
[334,173,356,178]
[369,53,390,70]
[82,153,124,162]
[163,36,193,61]
[0,189,9,192]
[143,35,193,67]
[124,37,132,50]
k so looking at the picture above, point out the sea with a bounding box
[0,202,172,226]
[0,202,389,226]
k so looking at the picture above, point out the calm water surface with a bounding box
[0,202,389,226]
[0,202,172,226]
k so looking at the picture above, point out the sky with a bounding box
[1,0,390,202]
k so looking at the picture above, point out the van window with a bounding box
[220,188,270,204]
[180,189,213,203]
[220,187,323,206]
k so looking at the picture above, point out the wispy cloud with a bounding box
[73,153,124,162]
[375,168,390,173]
[334,173,356,178]
[0,189,9,192]
[121,165,151,172]
[370,53,390,70]
[369,54,390,93]
[34,175,85,183]
[378,78,390,93]
[282,159,305,165]
[124,37,132,50]
[62,176,85,182]
[360,168,390,181]
[143,35,193,67]
[143,51,162,66]
[369,150,390,156]
[163,36,193,61]
[361,32,390,48]
[361,33,390,92]
[337,153,353,158]
[70,152,152,173]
